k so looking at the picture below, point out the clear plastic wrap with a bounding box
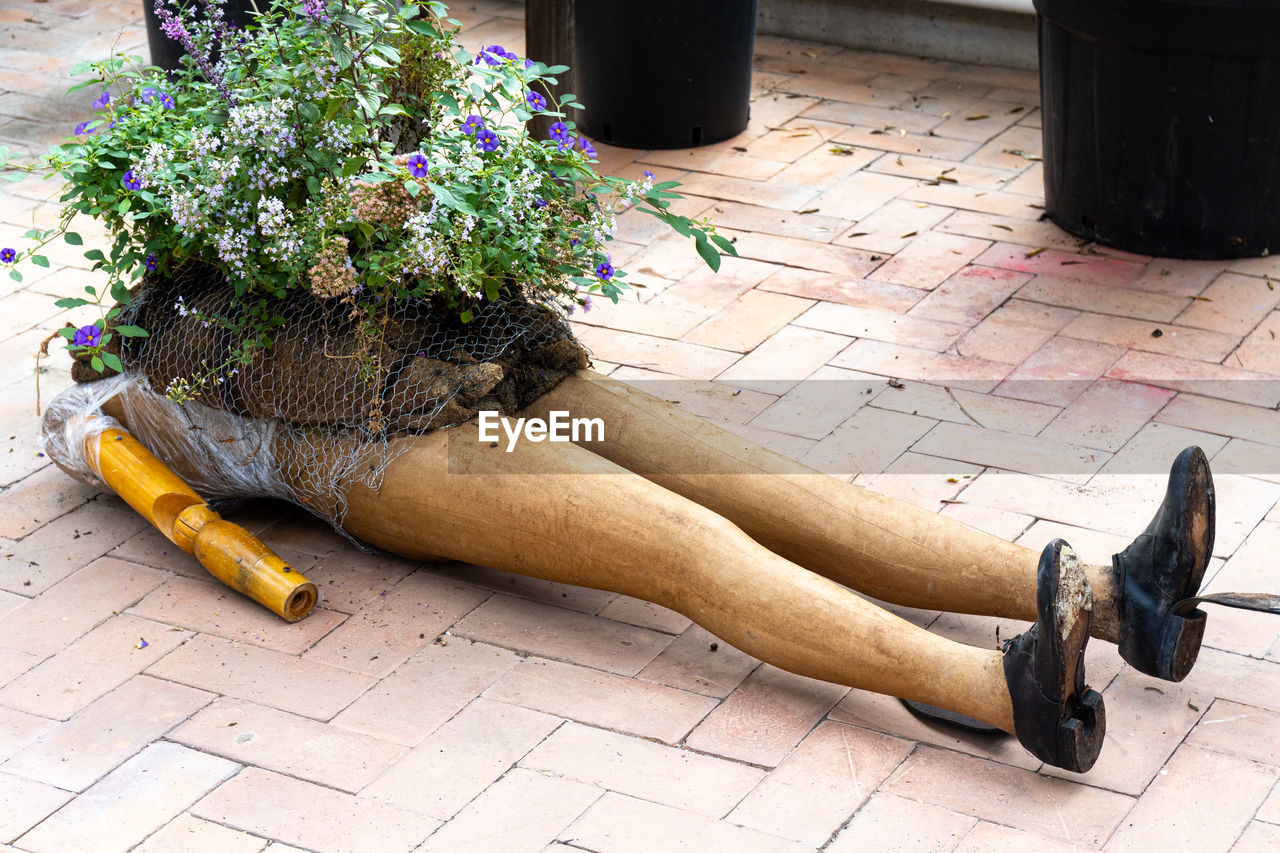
[41,371,290,503]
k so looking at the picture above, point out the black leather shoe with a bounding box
[1003,539,1106,773]
[1113,446,1215,682]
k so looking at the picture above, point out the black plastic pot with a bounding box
[142,1,258,72]
[573,0,759,149]
[1036,0,1280,258]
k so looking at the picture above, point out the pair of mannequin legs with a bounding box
[99,369,1215,773]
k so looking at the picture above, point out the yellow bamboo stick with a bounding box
[86,424,317,622]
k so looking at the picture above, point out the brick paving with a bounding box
[3,1,1280,851]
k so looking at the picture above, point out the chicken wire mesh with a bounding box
[42,261,589,535]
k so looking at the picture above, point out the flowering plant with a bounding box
[0,0,733,389]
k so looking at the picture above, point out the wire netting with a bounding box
[43,261,589,535]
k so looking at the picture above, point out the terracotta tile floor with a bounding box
[3,1,1280,851]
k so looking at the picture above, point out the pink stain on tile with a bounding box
[974,242,1146,284]
[868,232,992,291]
[908,264,1031,326]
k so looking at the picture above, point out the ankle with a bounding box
[1087,561,1122,643]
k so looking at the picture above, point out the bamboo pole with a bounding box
[86,424,317,622]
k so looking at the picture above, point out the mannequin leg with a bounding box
[525,372,1125,637]
[93,380,1104,768]
[326,421,1016,731]
[334,424,1104,769]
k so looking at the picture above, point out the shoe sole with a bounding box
[1163,447,1214,682]
[1051,544,1105,772]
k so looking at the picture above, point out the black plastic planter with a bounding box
[143,1,258,72]
[1036,0,1280,258]
[574,0,759,149]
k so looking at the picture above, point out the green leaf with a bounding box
[404,180,420,197]
[102,352,123,373]
[428,182,476,215]
[710,233,738,256]
[667,217,692,238]
[90,355,104,372]
[110,279,131,304]
[113,325,148,338]
[695,236,721,272]
[335,13,374,34]
[83,249,106,262]
[30,254,49,268]
[355,90,379,117]
[64,231,83,245]
[54,297,91,309]
[8,269,21,283]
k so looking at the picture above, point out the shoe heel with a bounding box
[1056,688,1106,773]
[1158,608,1206,682]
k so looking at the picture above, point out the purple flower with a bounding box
[145,252,158,271]
[556,135,576,153]
[582,295,593,313]
[153,1,235,105]
[0,247,15,264]
[303,0,329,23]
[643,170,655,179]
[407,152,429,178]
[525,90,546,112]
[580,138,597,159]
[535,198,548,209]
[73,324,101,348]
[74,120,96,136]
[474,128,500,153]
[139,86,159,104]
[92,90,110,109]
[474,45,512,66]
[548,121,569,141]
[462,114,485,136]
[122,170,142,191]
[159,91,175,110]
[595,261,614,280]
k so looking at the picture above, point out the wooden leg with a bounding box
[524,371,1124,642]
[94,377,1016,730]
[333,424,1016,732]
